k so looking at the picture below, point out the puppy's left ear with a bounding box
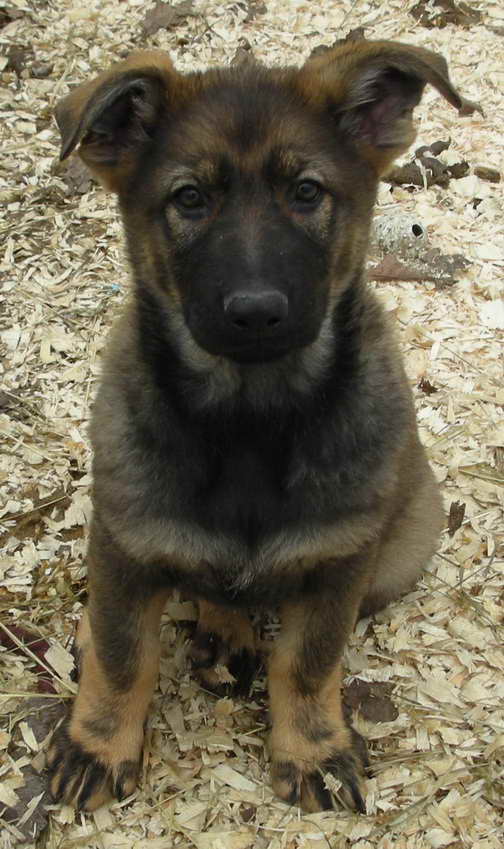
[296,40,483,175]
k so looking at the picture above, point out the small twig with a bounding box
[3,493,69,524]
[369,269,453,285]
[340,0,363,30]
[0,389,46,422]
[0,622,77,695]
[0,691,72,699]
[459,466,504,485]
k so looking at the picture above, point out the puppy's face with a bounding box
[124,76,375,364]
[55,44,479,365]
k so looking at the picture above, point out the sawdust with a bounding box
[1,0,503,847]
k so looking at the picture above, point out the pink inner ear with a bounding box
[358,93,407,146]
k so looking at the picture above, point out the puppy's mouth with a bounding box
[197,331,317,365]
[185,305,322,365]
[218,339,293,365]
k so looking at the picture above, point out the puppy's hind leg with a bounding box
[360,460,444,618]
[189,600,257,697]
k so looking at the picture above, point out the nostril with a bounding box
[224,290,288,333]
[233,318,249,330]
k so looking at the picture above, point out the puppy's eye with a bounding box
[293,180,322,205]
[174,185,205,211]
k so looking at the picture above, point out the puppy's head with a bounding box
[56,44,480,365]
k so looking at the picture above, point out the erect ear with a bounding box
[296,40,483,176]
[55,50,189,191]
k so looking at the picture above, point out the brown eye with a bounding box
[294,180,321,204]
[174,185,205,210]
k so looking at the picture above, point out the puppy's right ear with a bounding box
[55,50,192,191]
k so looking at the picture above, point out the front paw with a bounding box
[47,720,140,811]
[271,729,369,813]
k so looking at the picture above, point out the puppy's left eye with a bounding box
[174,185,205,211]
[293,180,322,205]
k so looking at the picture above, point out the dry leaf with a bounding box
[244,0,266,22]
[60,158,94,196]
[418,377,438,395]
[369,254,451,285]
[142,0,195,37]
[345,679,399,722]
[448,501,466,536]
[410,0,482,29]
[0,6,26,28]
[474,166,501,184]
[310,27,366,58]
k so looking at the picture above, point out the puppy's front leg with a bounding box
[268,556,373,813]
[47,521,169,811]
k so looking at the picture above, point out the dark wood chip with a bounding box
[474,167,501,184]
[448,501,466,536]
[309,27,366,58]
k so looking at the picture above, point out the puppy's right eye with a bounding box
[293,180,322,206]
[173,185,205,211]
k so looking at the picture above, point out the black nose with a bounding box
[224,291,289,333]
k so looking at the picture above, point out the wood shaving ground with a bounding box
[0,0,503,847]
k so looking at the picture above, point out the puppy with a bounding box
[47,41,479,813]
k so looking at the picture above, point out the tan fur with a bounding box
[196,601,255,651]
[191,601,256,692]
[269,604,360,811]
[47,591,168,810]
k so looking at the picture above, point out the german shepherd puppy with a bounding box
[47,41,479,813]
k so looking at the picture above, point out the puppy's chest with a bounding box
[192,440,296,545]
[149,438,315,606]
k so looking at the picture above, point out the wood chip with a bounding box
[213,764,257,793]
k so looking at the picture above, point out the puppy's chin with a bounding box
[191,330,320,366]
[222,344,293,365]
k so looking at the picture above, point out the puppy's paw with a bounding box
[271,729,369,813]
[189,628,257,697]
[47,720,140,811]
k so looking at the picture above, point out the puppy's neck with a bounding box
[174,313,337,412]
